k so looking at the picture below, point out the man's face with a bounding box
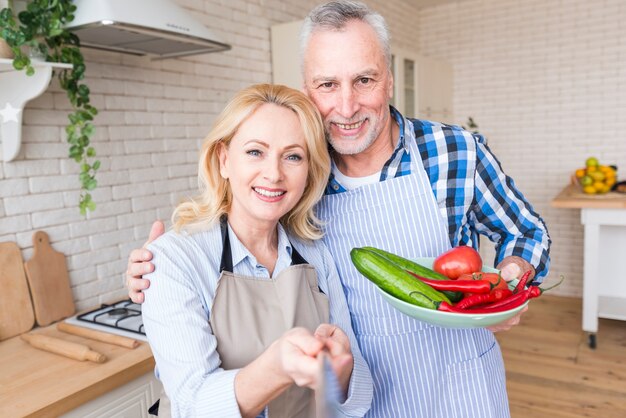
[303,20,394,156]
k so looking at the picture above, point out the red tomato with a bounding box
[433,246,482,279]
[458,272,508,291]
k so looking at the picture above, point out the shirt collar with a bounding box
[227,222,292,269]
[390,106,410,153]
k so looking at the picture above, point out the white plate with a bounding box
[375,257,528,328]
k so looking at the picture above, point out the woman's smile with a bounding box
[254,186,287,201]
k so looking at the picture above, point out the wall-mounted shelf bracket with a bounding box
[0,58,72,161]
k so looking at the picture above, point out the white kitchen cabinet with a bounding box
[391,49,454,122]
[270,20,304,90]
[61,373,162,418]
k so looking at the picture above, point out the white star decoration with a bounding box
[0,103,21,124]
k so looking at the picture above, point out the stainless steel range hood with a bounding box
[65,0,231,59]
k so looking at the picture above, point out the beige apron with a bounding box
[153,220,329,417]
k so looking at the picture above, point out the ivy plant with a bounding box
[0,0,99,215]
[462,116,479,134]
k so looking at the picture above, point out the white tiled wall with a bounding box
[419,0,626,296]
[0,0,420,310]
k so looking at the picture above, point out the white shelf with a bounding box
[0,58,72,161]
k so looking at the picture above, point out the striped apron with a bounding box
[317,138,510,418]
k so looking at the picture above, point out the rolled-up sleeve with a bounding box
[471,135,551,281]
[142,238,243,418]
[316,241,373,417]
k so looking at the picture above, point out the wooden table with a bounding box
[552,184,626,348]
[0,324,155,417]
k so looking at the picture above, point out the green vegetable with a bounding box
[361,246,463,302]
[350,247,450,309]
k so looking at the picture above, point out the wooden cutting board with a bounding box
[24,231,76,326]
[0,241,35,341]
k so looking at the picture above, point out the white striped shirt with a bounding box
[142,221,373,418]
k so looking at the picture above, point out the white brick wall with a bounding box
[6,0,609,304]
[418,0,626,297]
[0,0,421,310]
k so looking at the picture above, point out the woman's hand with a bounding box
[236,327,325,417]
[314,324,354,399]
[274,327,325,388]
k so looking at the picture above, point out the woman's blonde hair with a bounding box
[172,84,330,240]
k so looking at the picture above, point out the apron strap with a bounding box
[289,240,324,294]
[290,245,307,266]
[219,217,233,273]
[219,216,311,272]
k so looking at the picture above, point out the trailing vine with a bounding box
[0,0,99,215]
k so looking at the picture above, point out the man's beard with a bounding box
[325,119,379,156]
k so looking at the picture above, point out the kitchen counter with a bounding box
[552,184,626,208]
[0,324,155,417]
[551,184,626,348]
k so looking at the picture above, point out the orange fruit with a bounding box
[575,168,586,178]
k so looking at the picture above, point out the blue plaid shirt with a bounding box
[326,107,551,280]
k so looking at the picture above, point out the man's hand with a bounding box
[487,305,528,332]
[125,221,165,303]
[497,255,534,282]
[488,256,535,332]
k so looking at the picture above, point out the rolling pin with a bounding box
[57,321,140,349]
[20,333,107,363]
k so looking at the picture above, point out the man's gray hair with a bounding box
[300,1,392,72]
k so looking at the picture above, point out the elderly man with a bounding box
[127,1,550,417]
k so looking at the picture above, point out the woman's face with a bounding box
[218,103,309,228]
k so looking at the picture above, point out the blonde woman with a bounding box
[142,84,372,418]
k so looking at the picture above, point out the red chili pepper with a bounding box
[483,288,534,312]
[513,270,532,294]
[437,276,564,314]
[407,271,493,294]
[436,290,531,313]
[461,276,565,313]
[478,290,529,311]
[437,301,464,313]
[454,288,513,310]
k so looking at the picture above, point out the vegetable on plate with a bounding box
[433,246,482,279]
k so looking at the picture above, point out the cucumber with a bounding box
[362,246,464,303]
[350,248,450,309]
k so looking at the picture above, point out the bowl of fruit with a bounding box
[574,157,618,195]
